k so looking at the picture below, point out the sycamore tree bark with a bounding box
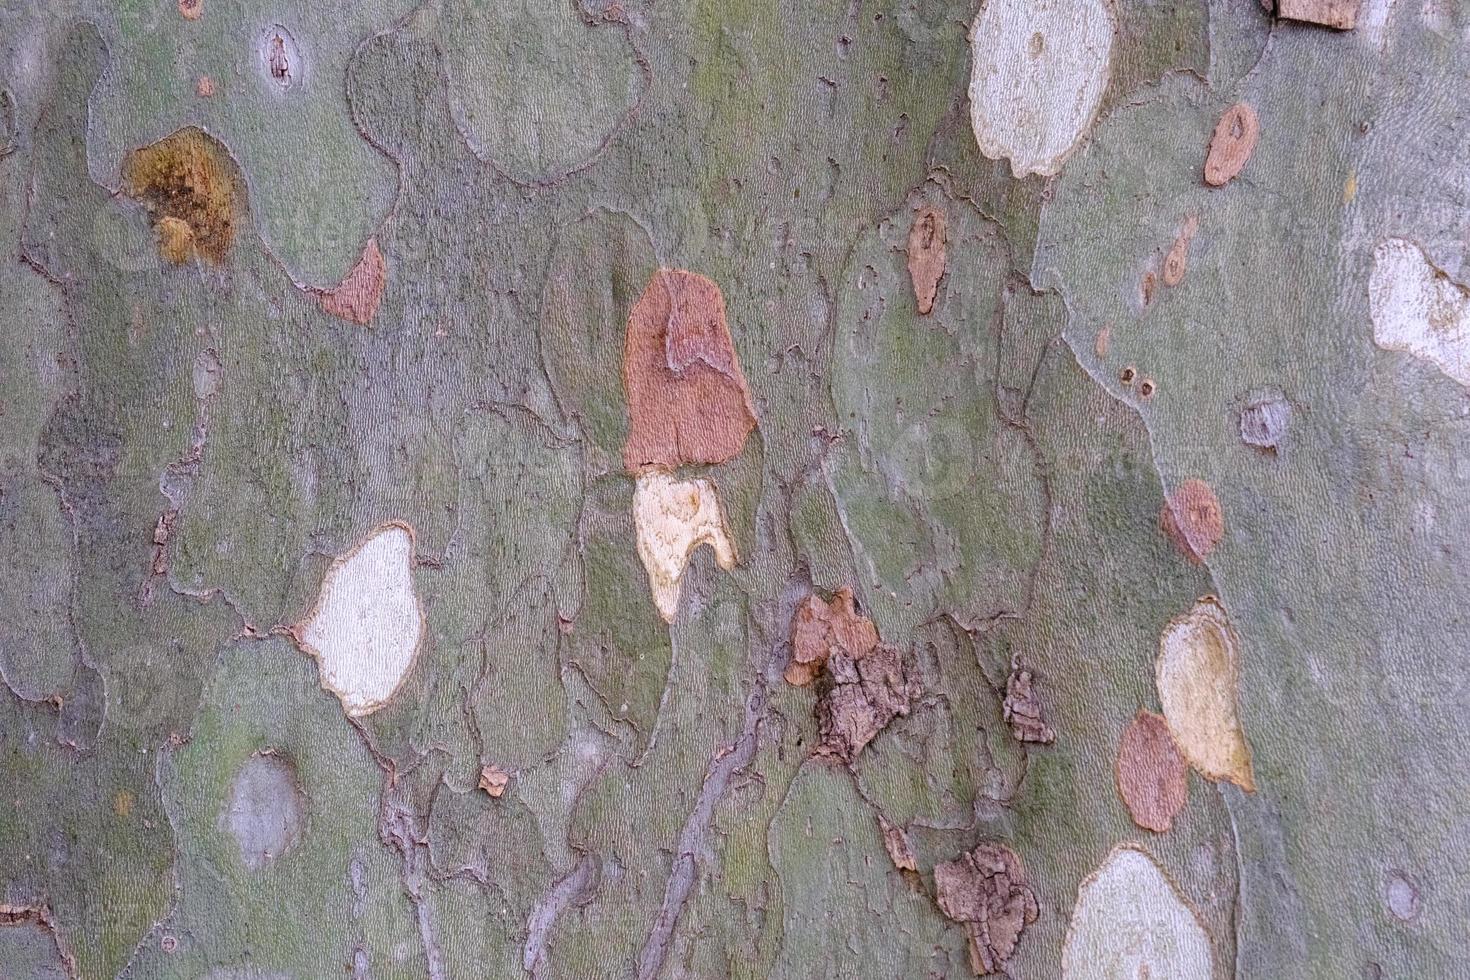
[0,0,1463,977]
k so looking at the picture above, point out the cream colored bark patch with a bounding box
[632,470,736,623]
[1156,596,1255,791]
[968,0,1115,177]
[1368,238,1470,387]
[295,522,424,716]
[1061,846,1212,979]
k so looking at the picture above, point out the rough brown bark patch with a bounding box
[814,644,917,763]
[1002,662,1055,744]
[934,843,1039,976]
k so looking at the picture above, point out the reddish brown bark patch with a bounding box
[814,643,917,764]
[934,843,1039,976]
[1116,710,1189,833]
[785,587,879,686]
[478,764,510,798]
[195,75,216,98]
[622,269,757,473]
[907,205,947,315]
[1204,103,1259,187]
[178,0,202,20]
[1279,0,1360,29]
[313,239,387,326]
[1160,479,1224,563]
[1003,662,1055,744]
[1162,215,1199,287]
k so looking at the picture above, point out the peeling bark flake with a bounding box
[934,843,1038,976]
[293,522,425,716]
[1002,660,1055,744]
[814,643,917,764]
[906,205,947,315]
[1204,103,1259,187]
[1279,0,1362,29]
[478,765,510,797]
[784,587,879,686]
[632,469,737,622]
[1115,710,1189,833]
[877,813,917,872]
[623,269,758,473]
[1159,479,1224,564]
[1156,596,1256,791]
[313,238,387,326]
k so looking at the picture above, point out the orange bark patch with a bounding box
[785,587,879,686]
[1115,710,1188,833]
[1160,478,1223,563]
[478,765,510,798]
[122,127,244,265]
[313,239,387,326]
[1204,103,1259,187]
[622,269,757,473]
[907,205,947,315]
[178,0,202,20]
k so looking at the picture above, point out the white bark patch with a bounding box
[967,0,1115,178]
[1368,238,1470,387]
[296,522,424,716]
[632,470,736,623]
[1156,596,1256,791]
[1061,846,1213,979]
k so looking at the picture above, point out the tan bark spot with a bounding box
[1279,0,1361,29]
[907,205,947,315]
[1115,710,1189,833]
[878,813,917,872]
[622,269,757,473]
[632,469,737,622]
[479,765,511,798]
[179,0,202,20]
[313,239,387,326]
[1159,479,1223,563]
[784,587,879,687]
[935,843,1038,976]
[1156,596,1256,791]
[1162,215,1199,288]
[195,75,216,98]
[1204,103,1259,187]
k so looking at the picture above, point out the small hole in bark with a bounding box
[1139,379,1156,398]
[161,935,178,953]
[1028,32,1045,56]
[1119,366,1136,386]
[260,26,300,90]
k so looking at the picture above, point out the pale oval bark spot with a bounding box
[1061,845,1213,978]
[967,0,1115,178]
[1368,237,1470,387]
[632,470,736,623]
[221,752,306,871]
[295,522,424,716]
[1156,596,1255,791]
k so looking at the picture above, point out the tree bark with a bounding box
[0,1,1460,978]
